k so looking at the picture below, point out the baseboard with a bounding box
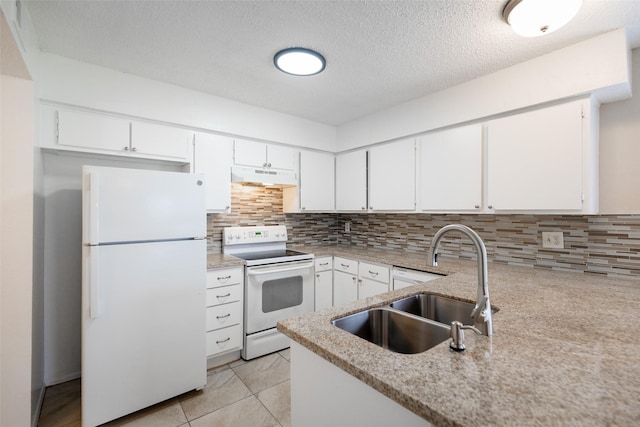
[32,385,46,427]
[45,370,81,387]
[207,350,241,370]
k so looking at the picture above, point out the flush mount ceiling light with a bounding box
[274,47,326,76]
[503,0,583,37]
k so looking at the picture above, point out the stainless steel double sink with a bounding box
[332,293,488,354]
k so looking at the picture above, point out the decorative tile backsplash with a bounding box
[208,185,640,279]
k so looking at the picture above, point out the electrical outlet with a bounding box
[542,231,564,249]
[345,222,351,233]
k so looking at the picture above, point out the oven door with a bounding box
[245,259,315,334]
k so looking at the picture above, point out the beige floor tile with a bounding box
[232,353,290,394]
[257,380,291,427]
[103,398,186,427]
[38,380,81,427]
[278,348,291,361]
[179,368,252,421]
[189,396,279,427]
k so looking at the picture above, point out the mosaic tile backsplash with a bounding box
[208,184,640,279]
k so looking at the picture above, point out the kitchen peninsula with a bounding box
[277,246,640,427]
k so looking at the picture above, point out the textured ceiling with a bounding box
[24,0,640,126]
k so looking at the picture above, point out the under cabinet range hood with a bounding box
[231,166,297,187]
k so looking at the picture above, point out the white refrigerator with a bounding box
[81,166,207,427]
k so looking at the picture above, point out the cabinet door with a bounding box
[358,278,389,300]
[300,151,335,211]
[130,121,191,160]
[419,124,482,211]
[333,271,358,306]
[336,149,367,211]
[487,100,584,211]
[369,139,415,211]
[315,270,333,311]
[57,109,130,153]
[267,145,297,170]
[234,139,267,167]
[193,133,232,212]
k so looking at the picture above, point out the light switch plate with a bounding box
[542,231,564,249]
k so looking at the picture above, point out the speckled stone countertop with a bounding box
[278,244,640,426]
[206,253,245,269]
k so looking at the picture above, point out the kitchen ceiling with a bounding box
[25,0,640,126]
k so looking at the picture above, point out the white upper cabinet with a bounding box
[486,99,591,212]
[233,139,296,170]
[335,149,367,212]
[193,132,233,212]
[267,144,297,170]
[368,139,415,211]
[130,121,191,160]
[299,150,335,212]
[419,124,483,212]
[57,109,130,153]
[55,109,191,162]
[233,139,266,167]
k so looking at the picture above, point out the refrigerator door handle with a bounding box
[89,246,101,319]
[89,172,100,245]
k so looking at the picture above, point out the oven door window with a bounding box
[262,276,303,313]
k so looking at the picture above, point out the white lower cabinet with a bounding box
[333,257,391,305]
[358,261,390,299]
[333,255,359,306]
[314,256,334,311]
[206,267,244,357]
[291,342,431,427]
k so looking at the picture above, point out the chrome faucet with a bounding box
[427,224,493,337]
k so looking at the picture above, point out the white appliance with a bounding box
[81,166,207,427]
[231,165,297,186]
[223,225,314,360]
[392,267,443,290]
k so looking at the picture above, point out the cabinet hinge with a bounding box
[55,114,59,140]
[581,105,585,119]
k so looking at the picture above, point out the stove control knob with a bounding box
[236,234,241,240]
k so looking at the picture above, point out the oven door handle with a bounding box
[247,260,314,276]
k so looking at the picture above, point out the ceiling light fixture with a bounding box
[502,0,583,37]
[274,47,326,76]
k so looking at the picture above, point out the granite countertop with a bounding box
[278,244,640,426]
[207,253,245,269]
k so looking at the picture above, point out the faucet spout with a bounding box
[427,224,492,336]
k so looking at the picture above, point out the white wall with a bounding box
[336,29,631,150]
[0,74,34,427]
[599,48,640,213]
[37,54,337,152]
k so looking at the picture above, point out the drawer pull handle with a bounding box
[341,263,350,268]
[216,313,231,320]
[319,262,329,266]
[369,270,379,276]
[216,337,231,344]
[217,275,231,280]
[216,293,231,299]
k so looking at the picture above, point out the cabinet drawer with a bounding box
[334,257,358,274]
[206,301,242,331]
[359,262,390,284]
[207,268,243,289]
[207,324,243,356]
[315,256,333,272]
[206,284,242,307]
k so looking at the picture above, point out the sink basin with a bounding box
[390,293,495,327]
[332,307,450,354]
